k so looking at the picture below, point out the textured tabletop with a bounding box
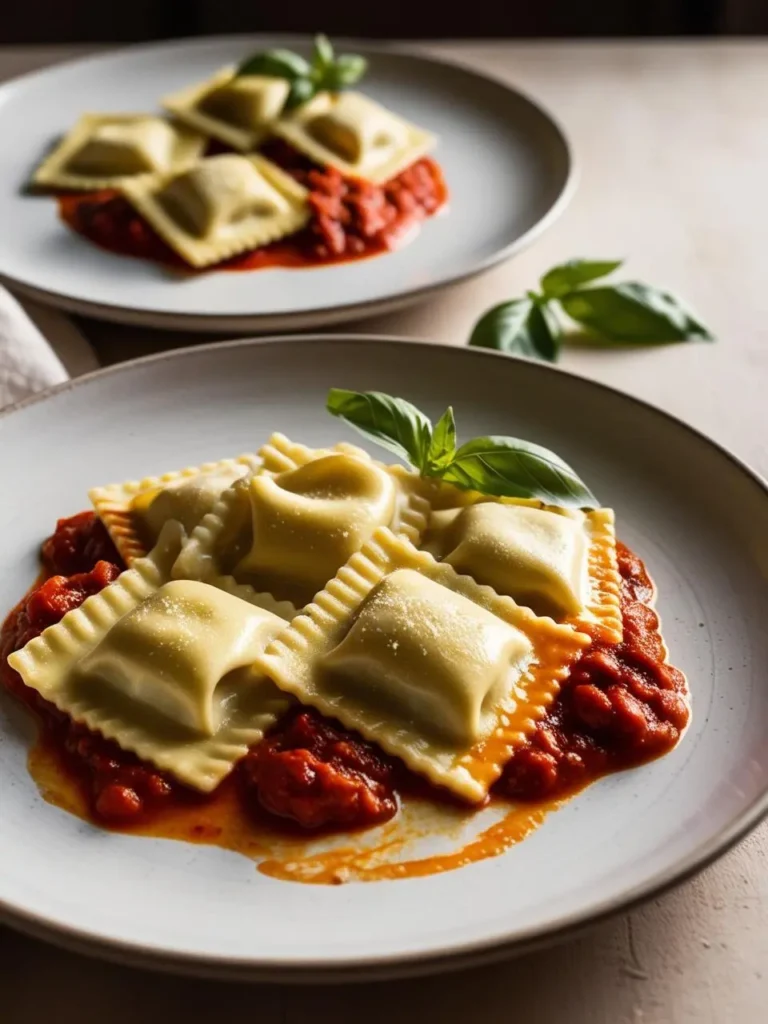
[2,40,767,1024]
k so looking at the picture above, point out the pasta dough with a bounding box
[423,491,622,643]
[172,433,430,609]
[234,452,397,598]
[258,528,590,801]
[32,113,206,191]
[273,91,436,183]
[324,569,532,747]
[8,524,292,791]
[121,153,309,267]
[163,66,290,152]
[89,454,262,565]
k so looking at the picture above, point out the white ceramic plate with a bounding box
[0,37,573,332]
[1,337,767,981]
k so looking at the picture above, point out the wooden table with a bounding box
[2,41,767,1023]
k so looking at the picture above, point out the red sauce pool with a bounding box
[56,144,448,273]
[0,511,690,878]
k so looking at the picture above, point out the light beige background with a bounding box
[2,41,767,1023]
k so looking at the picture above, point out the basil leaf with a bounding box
[441,436,597,508]
[425,407,457,475]
[236,49,312,80]
[322,54,368,90]
[468,297,561,362]
[525,301,561,361]
[561,282,713,343]
[284,77,317,111]
[540,259,623,299]
[326,388,432,470]
[312,34,334,75]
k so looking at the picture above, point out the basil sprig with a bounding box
[326,388,597,508]
[236,34,368,112]
[469,259,713,362]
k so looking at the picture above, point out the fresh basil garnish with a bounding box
[284,77,317,111]
[322,55,369,90]
[468,296,561,362]
[237,35,368,114]
[236,49,311,81]
[326,389,596,508]
[311,34,335,73]
[539,259,623,299]
[326,388,432,471]
[441,436,597,507]
[469,258,713,361]
[560,282,714,343]
[425,406,457,475]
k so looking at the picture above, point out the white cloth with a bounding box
[0,286,98,410]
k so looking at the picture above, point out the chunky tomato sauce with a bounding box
[241,709,398,831]
[56,143,447,273]
[0,513,690,844]
[497,543,690,801]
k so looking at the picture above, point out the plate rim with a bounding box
[0,35,577,332]
[1,333,767,981]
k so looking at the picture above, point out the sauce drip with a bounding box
[28,729,568,885]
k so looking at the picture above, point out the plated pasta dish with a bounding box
[30,37,447,273]
[0,390,690,884]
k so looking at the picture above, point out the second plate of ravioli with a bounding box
[0,36,573,330]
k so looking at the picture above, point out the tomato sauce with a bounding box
[0,511,690,880]
[40,510,122,576]
[496,543,690,803]
[241,708,399,831]
[56,144,448,273]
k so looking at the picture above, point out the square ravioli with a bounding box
[422,488,622,643]
[121,153,309,267]
[163,66,290,152]
[32,113,206,191]
[273,91,436,183]
[172,433,431,610]
[8,523,292,792]
[257,528,590,802]
[89,453,262,566]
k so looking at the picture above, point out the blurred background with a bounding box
[2,2,766,44]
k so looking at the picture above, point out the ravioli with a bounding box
[89,454,262,566]
[163,66,290,152]
[423,492,622,643]
[121,153,309,267]
[172,433,430,609]
[326,570,531,747]
[273,91,436,183]
[257,528,590,802]
[8,524,292,792]
[32,113,206,191]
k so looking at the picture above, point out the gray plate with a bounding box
[1,337,766,981]
[0,37,574,331]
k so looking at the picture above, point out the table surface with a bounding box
[2,40,767,1024]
